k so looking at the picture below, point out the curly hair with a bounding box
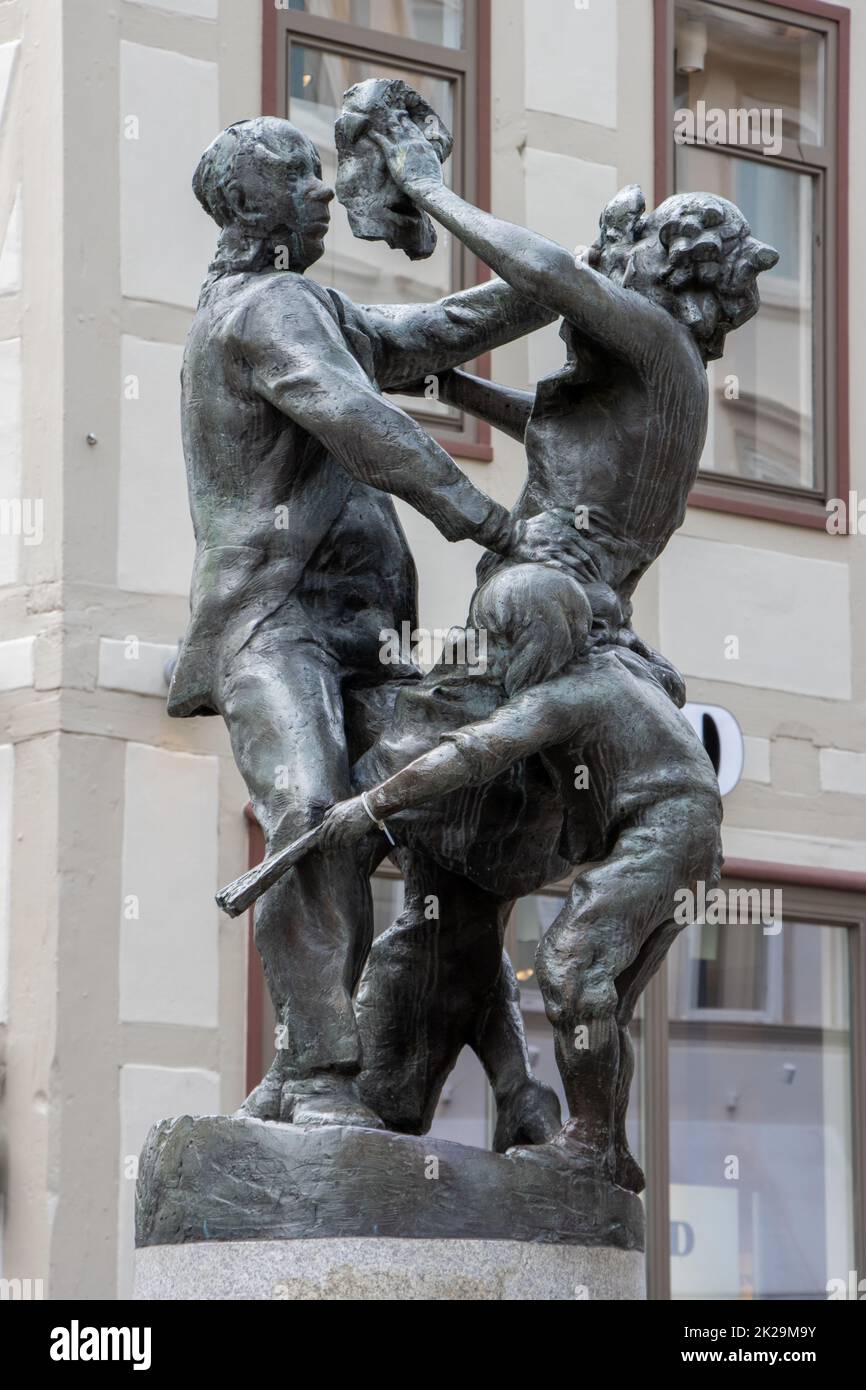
[587,184,779,362]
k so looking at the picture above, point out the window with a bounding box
[656,0,849,526]
[668,910,856,1300]
[263,0,493,458]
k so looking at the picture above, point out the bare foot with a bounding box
[493,1079,562,1153]
[507,1121,613,1182]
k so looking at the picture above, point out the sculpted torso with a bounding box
[519,320,709,597]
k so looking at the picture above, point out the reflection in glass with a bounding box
[371,872,405,938]
[288,0,465,49]
[677,144,816,491]
[675,0,825,147]
[668,918,854,1299]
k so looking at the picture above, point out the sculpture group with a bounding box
[171,87,778,1198]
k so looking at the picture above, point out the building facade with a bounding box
[0,0,863,1300]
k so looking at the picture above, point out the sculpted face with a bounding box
[194,118,335,272]
[248,127,335,271]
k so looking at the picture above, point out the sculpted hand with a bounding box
[505,509,590,575]
[317,797,377,853]
[369,120,444,196]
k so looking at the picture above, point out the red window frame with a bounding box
[261,0,494,462]
[654,0,850,530]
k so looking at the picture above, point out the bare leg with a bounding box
[611,919,683,1192]
[532,840,659,1178]
[529,799,720,1179]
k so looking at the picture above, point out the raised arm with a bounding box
[370,123,672,365]
[344,279,556,391]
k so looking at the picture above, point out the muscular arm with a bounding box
[397,181,674,366]
[351,279,556,390]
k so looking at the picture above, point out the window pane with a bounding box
[288,0,465,49]
[672,920,767,1015]
[669,919,855,1300]
[675,0,826,147]
[289,45,458,419]
[677,144,816,491]
[372,873,405,937]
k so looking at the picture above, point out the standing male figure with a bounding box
[169,117,579,1127]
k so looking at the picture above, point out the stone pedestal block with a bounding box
[135,1236,646,1300]
[135,1114,645,1302]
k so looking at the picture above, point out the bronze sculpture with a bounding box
[137,88,779,1282]
[169,114,582,1130]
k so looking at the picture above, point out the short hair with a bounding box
[192,117,313,228]
[588,184,779,361]
[469,563,592,696]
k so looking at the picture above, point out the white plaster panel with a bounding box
[659,537,851,699]
[523,149,618,383]
[120,743,219,1027]
[0,743,12,1022]
[524,0,617,128]
[120,42,218,308]
[98,638,178,697]
[118,1064,220,1298]
[0,337,22,584]
[0,185,21,294]
[0,40,19,127]
[0,635,34,691]
[820,748,866,796]
[742,735,771,784]
[722,825,865,874]
[127,0,218,17]
[118,336,195,595]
